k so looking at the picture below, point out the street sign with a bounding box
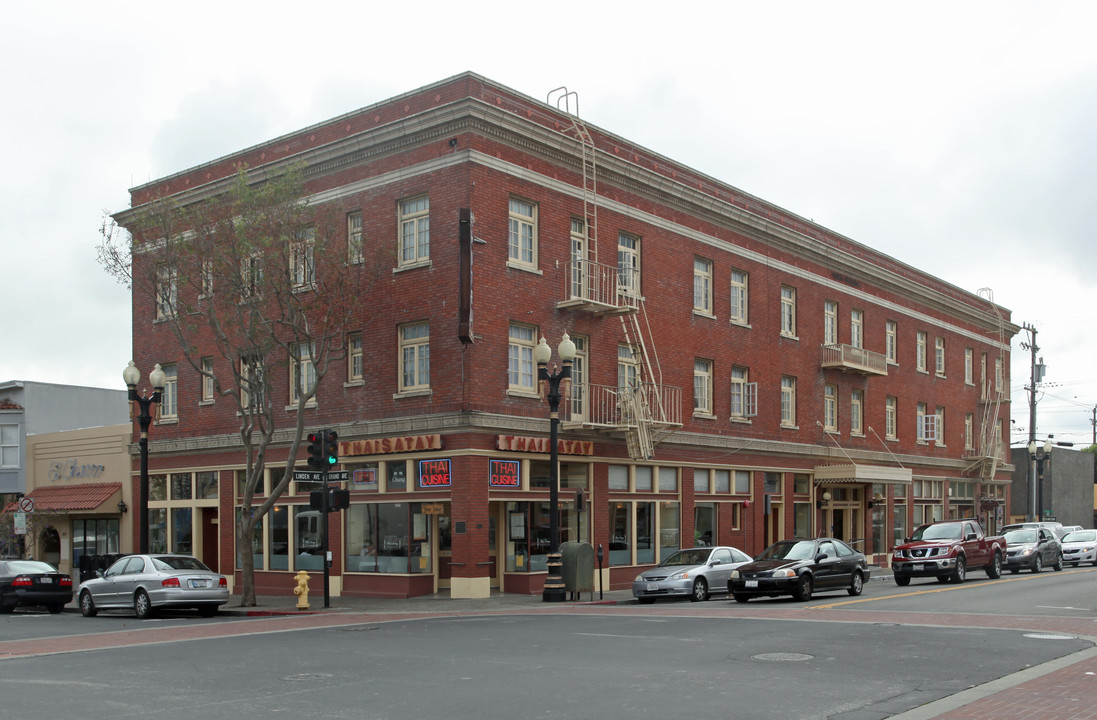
[18,497,34,513]
[294,470,348,482]
[13,512,26,535]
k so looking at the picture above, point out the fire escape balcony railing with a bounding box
[562,383,682,429]
[820,344,888,376]
[557,259,639,314]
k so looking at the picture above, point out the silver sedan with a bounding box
[78,554,229,619]
[632,546,752,603]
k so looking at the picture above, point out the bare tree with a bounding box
[99,165,377,605]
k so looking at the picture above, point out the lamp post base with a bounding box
[541,552,566,602]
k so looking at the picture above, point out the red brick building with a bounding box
[115,72,1017,599]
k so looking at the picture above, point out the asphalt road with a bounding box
[2,567,1095,719]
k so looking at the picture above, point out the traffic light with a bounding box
[307,431,324,470]
[325,430,339,466]
[329,489,350,511]
[309,490,324,510]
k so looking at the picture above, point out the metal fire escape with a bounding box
[547,87,681,460]
[963,287,1006,481]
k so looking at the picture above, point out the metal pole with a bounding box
[321,428,331,609]
[539,360,571,603]
[130,389,160,555]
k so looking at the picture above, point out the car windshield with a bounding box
[1063,530,1096,543]
[757,540,816,561]
[152,556,210,572]
[911,523,963,541]
[3,561,58,574]
[660,549,708,567]
[1004,530,1037,544]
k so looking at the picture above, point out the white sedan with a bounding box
[1060,529,1097,567]
[78,554,229,619]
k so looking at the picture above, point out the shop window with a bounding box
[196,471,218,499]
[635,466,653,492]
[734,470,751,494]
[150,474,167,501]
[171,508,192,554]
[386,460,408,492]
[714,469,730,493]
[235,508,263,570]
[794,502,812,538]
[694,503,716,546]
[269,505,289,570]
[763,472,783,494]
[295,507,324,571]
[793,473,811,495]
[658,467,677,492]
[658,502,680,562]
[529,461,589,491]
[343,502,432,574]
[608,464,629,491]
[693,468,710,493]
[149,508,167,554]
[171,473,192,500]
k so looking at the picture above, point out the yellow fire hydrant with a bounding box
[293,570,310,610]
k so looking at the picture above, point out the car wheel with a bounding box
[1031,555,1043,573]
[847,571,863,596]
[79,590,98,617]
[951,556,966,584]
[792,574,813,602]
[690,577,709,602]
[1010,568,1019,574]
[732,593,750,603]
[46,603,64,614]
[986,553,1002,579]
[0,605,14,614]
[936,576,950,584]
[637,597,655,605]
[198,604,219,618]
[1054,554,1063,572]
[895,576,911,587]
[134,590,154,619]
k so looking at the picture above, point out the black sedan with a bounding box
[728,538,869,602]
[0,560,74,613]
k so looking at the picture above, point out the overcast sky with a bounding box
[4,2,1095,446]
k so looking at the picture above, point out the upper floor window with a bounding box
[823,384,838,431]
[729,270,749,325]
[291,343,316,403]
[780,286,796,337]
[508,323,537,393]
[618,343,640,390]
[693,258,713,315]
[916,331,927,372]
[399,322,430,392]
[936,406,946,445]
[935,337,946,376]
[199,259,214,298]
[1,424,20,468]
[885,321,897,363]
[240,255,263,301]
[347,211,364,265]
[850,389,864,435]
[200,357,214,402]
[693,358,713,416]
[964,413,974,450]
[917,402,934,442]
[399,196,430,266]
[994,357,1004,392]
[156,264,177,320]
[885,396,898,440]
[508,198,537,270]
[850,309,864,349]
[824,301,838,345]
[964,348,974,385]
[980,352,988,400]
[240,354,265,411]
[780,376,797,427]
[160,363,178,419]
[568,218,587,299]
[617,232,641,297]
[348,333,363,383]
[290,228,316,291]
[730,366,757,419]
[568,334,588,421]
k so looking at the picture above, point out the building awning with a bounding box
[20,483,123,513]
[813,464,912,485]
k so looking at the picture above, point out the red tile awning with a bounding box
[20,483,123,513]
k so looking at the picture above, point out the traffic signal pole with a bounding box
[321,453,330,609]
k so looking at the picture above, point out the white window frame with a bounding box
[398,196,430,267]
[917,402,935,442]
[780,286,796,338]
[568,334,588,421]
[964,348,974,385]
[885,396,897,440]
[729,270,749,325]
[199,259,214,298]
[824,301,838,345]
[290,228,316,291]
[964,413,974,451]
[935,406,946,445]
[823,384,838,431]
[508,198,538,270]
[159,364,178,420]
[508,323,537,394]
[618,343,640,390]
[851,309,864,349]
[156,264,177,320]
[240,254,262,301]
[935,337,946,376]
[693,257,713,315]
[851,389,863,436]
[398,322,430,393]
[347,211,364,265]
[200,357,214,402]
[290,342,317,404]
[916,331,927,372]
[617,232,641,298]
[569,218,588,300]
[1,424,21,468]
[348,333,363,384]
[730,366,757,419]
[240,355,265,411]
[885,321,897,363]
[780,376,797,427]
[693,358,714,416]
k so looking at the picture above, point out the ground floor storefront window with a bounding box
[72,517,119,573]
[345,502,433,574]
[609,500,680,566]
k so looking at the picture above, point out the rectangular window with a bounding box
[618,343,639,390]
[694,469,710,494]
[851,389,863,435]
[240,254,262,301]
[964,348,974,385]
[730,366,757,418]
[693,358,713,416]
[980,352,988,400]
[693,257,713,315]
[290,228,316,290]
[348,333,363,383]
[780,376,797,427]
[885,396,897,440]
[160,364,178,419]
[734,470,751,494]
[608,465,629,491]
[995,357,1004,393]
[780,286,796,337]
[851,309,864,349]
[885,321,897,363]
[156,264,177,320]
[399,322,430,392]
[568,218,587,299]
[291,343,316,403]
[0,424,19,468]
[794,503,812,539]
[935,337,946,376]
[729,270,749,324]
[347,211,364,264]
[399,196,430,266]
[824,301,838,345]
[935,406,946,445]
[240,355,265,411]
[200,357,214,402]
[916,331,927,372]
[917,402,934,442]
[617,232,641,297]
[568,334,588,421]
[200,259,214,298]
[824,384,838,431]
[964,413,974,451]
[508,198,537,269]
[508,323,537,393]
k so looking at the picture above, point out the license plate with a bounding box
[189,579,210,589]
[39,578,52,584]
[912,563,924,571]
[745,580,758,588]
[646,583,659,591]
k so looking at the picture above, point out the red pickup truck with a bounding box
[891,519,1004,586]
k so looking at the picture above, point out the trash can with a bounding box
[560,541,595,597]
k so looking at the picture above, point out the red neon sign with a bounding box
[418,459,452,488]
[489,459,520,487]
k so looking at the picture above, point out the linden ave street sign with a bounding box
[294,470,349,482]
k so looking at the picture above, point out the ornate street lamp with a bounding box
[1027,438,1053,520]
[534,332,576,603]
[124,361,166,554]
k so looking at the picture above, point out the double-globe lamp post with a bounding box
[123,361,166,555]
[534,332,575,603]
[1027,438,1052,521]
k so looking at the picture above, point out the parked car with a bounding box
[0,560,73,614]
[728,538,868,603]
[1059,529,1097,567]
[1001,521,1067,539]
[632,546,752,603]
[891,519,1004,586]
[78,554,228,619]
[1003,528,1063,573]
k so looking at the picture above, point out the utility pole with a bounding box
[1020,323,1039,521]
